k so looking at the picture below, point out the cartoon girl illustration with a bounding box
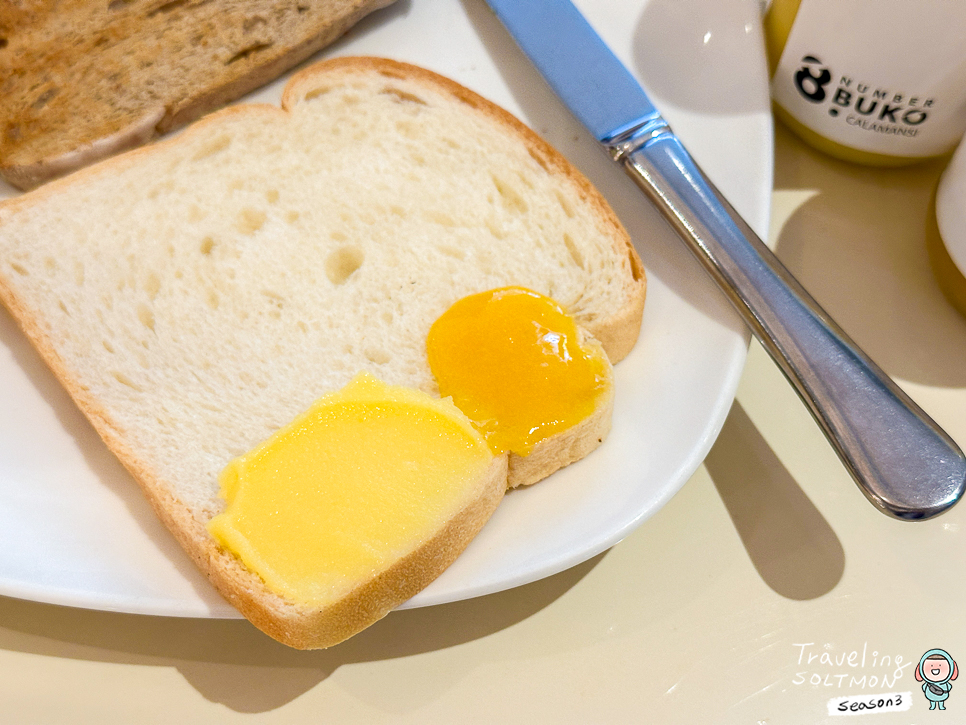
[916,649,958,710]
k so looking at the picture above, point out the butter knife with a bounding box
[483,0,965,520]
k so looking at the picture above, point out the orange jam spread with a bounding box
[426,286,608,456]
[206,373,494,607]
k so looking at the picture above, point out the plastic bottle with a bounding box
[764,0,966,166]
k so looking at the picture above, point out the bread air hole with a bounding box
[555,189,575,218]
[428,211,455,227]
[491,174,529,214]
[364,348,391,365]
[144,272,161,298]
[630,248,645,280]
[236,208,266,235]
[146,0,189,17]
[381,87,427,106]
[262,290,284,310]
[563,233,585,270]
[199,237,215,255]
[378,68,407,81]
[32,87,59,110]
[304,87,330,101]
[529,148,551,173]
[111,371,144,392]
[243,15,268,33]
[485,218,506,240]
[396,120,419,140]
[325,246,364,285]
[226,42,273,66]
[192,135,232,161]
[137,304,155,331]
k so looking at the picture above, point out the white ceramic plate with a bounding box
[0,0,771,616]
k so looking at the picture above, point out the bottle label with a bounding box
[771,0,966,158]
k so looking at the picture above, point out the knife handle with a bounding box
[608,124,966,520]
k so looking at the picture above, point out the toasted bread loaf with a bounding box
[0,0,396,189]
[0,57,645,647]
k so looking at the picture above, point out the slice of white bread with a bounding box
[0,0,396,189]
[0,57,645,647]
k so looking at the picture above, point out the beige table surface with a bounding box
[3,117,965,724]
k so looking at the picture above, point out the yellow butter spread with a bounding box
[426,286,608,456]
[206,373,494,607]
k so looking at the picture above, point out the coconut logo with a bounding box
[794,55,832,102]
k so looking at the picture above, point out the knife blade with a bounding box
[484,0,966,520]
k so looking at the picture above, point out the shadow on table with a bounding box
[706,401,844,600]
[706,119,966,600]
[0,550,603,712]
[769,121,966,388]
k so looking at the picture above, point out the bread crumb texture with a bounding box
[0,58,643,521]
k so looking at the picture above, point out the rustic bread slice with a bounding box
[0,0,396,189]
[0,57,645,647]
